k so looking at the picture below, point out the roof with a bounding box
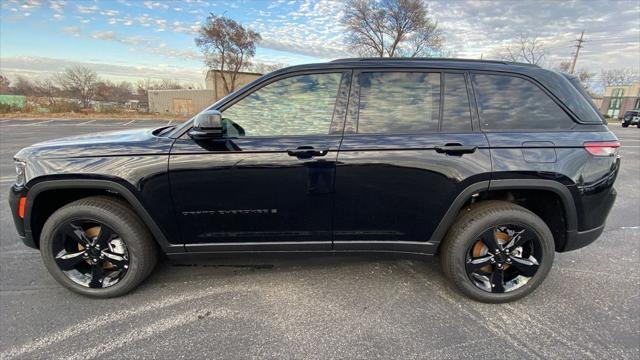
[330,57,540,68]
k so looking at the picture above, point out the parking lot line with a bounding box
[28,119,55,126]
[122,120,136,126]
[75,120,96,126]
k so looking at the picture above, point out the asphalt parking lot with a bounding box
[0,119,638,359]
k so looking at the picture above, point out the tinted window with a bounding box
[222,73,342,136]
[442,73,472,131]
[471,74,575,130]
[357,72,440,134]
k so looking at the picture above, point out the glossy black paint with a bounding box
[8,59,619,257]
[169,135,342,245]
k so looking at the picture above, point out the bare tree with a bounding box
[0,75,11,94]
[12,76,37,96]
[342,0,443,58]
[56,67,98,109]
[35,78,61,105]
[195,14,261,95]
[600,68,639,87]
[501,34,545,65]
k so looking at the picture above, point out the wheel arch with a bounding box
[432,179,578,252]
[25,178,180,253]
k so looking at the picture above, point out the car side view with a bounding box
[9,58,620,303]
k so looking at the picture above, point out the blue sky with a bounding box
[1,0,638,86]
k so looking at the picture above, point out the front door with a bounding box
[333,70,491,252]
[169,71,351,250]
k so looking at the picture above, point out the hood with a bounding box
[14,127,174,161]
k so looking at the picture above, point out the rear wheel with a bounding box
[440,201,555,303]
[40,196,158,298]
[621,122,629,127]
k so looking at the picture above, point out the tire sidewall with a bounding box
[40,203,147,298]
[446,207,555,303]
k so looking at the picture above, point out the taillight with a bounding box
[584,141,620,156]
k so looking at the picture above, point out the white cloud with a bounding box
[76,4,98,14]
[100,9,119,17]
[0,55,205,84]
[63,26,81,37]
[91,31,116,41]
[48,0,65,13]
[143,1,168,10]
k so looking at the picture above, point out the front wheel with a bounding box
[621,122,629,127]
[440,201,555,303]
[40,196,158,298]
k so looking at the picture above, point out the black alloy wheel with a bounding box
[465,225,542,293]
[440,201,554,303]
[40,196,158,297]
[52,220,130,289]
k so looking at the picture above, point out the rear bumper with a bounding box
[562,224,605,252]
[8,185,36,249]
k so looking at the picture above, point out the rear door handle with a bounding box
[287,146,329,159]
[435,144,478,155]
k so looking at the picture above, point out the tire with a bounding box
[621,122,629,127]
[440,201,555,303]
[40,196,158,298]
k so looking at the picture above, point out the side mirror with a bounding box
[189,110,223,140]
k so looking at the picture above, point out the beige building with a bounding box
[205,70,262,101]
[148,89,215,115]
[599,81,640,119]
[148,70,263,115]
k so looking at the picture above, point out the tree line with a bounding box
[0,68,194,112]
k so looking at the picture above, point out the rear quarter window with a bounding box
[471,73,576,131]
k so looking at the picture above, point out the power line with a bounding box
[570,31,586,74]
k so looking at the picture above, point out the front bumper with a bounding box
[8,185,36,249]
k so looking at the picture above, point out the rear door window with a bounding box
[356,72,440,134]
[442,73,472,131]
[471,74,575,130]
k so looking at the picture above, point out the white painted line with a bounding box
[122,119,136,126]
[166,119,173,126]
[75,120,96,126]
[621,145,640,148]
[28,119,55,126]
[0,285,235,359]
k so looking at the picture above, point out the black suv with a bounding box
[9,59,620,303]
[621,110,639,128]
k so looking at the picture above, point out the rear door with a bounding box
[169,71,351,250]
[332,70,491,252]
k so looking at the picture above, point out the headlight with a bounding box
[14,160,26,188]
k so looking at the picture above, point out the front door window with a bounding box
[222,73,343,137]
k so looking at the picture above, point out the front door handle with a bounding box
[435,144,478,155]
[287,146,329,159]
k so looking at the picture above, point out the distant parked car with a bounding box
[621,110,639,128]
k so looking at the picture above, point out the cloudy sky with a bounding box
[1,0,638,86]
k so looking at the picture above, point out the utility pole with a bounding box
[570,31,585,74]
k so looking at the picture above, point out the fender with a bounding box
[428,178,578,247]
[488,178,578,231]
[24,179,182,253]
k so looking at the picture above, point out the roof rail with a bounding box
[330,57,539,67]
